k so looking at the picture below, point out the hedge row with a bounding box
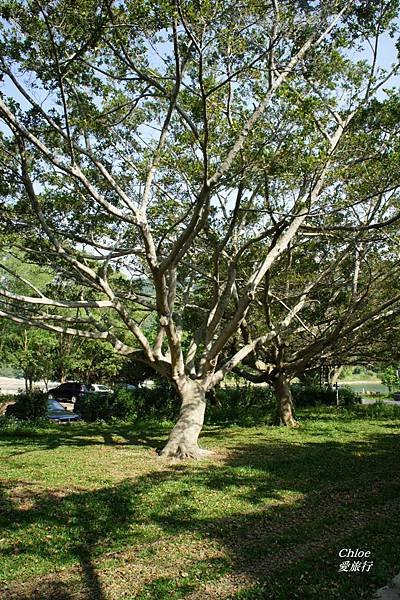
[1,383,361,423]
[74,385,180,422]
[75,383,360,423]
[292,384,360,407]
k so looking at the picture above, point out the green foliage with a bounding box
[112,385,180,422]
[117,359,156,387]
[292,384,361,407]
[0,325,57,390]
[5,390,48,420]
[381,366,400,392]
[0,365,21,377]
[0,324,125,387]
[75,382,180,422]
[346,401,400,420]
[206,385,275,425]
[73,384,276,424]
[0,0,399,428]
[74,392,114,422]
[61,339,124,383]
[337,386,362,407]
[0,394,15,413]
[64,383,363,424]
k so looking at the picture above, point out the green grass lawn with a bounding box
[1,407,400,599]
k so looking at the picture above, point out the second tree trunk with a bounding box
[273,373,299,427]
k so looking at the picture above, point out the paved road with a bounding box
[375,573,400,599]
[361,398,400,406]
[0,377,59,395]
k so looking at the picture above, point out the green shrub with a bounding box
[291,384,330,407]
[71,381,360,425]
[74,392,114,422]
[73,383,276,424]
[5,391,48,420]
[110,388,139,420]
[206,385,275,424]
[0,414,51,430]
[111,386,180,421]
[349,401,400,419]
[122,384,276,425]
[291,384,360,407]
[338,385,361,406]
[75,383,181,423]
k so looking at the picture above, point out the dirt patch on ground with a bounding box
[0,534,226,600]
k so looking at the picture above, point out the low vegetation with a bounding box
[1,391,48,420]
[1,406,400,599]
[2,384,361,424]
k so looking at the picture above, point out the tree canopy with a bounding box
[1,0,400,456]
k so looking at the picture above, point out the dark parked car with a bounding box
[393,392,400,401]
[6,398,80,423]
[48,382,90,403]
[47,399,80,423]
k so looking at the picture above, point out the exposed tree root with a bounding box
[272,415,300,428]
[157,442,214,460]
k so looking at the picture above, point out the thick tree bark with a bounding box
[159,378,211,459]
[273,373,299,427]
[330,365,343,386]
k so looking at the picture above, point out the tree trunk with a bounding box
[273,373,299,427]
[330,366,343,386]
[159,379,211,459]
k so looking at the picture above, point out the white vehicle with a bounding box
[89,384,113,394]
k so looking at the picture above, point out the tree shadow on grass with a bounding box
[0,422,168,457]
[0,431,400,599]
[0,479,144,600]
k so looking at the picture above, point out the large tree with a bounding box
[234,229,400,424]
[1,0,399,457]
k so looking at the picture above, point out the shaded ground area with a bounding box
[0,410,400,599]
